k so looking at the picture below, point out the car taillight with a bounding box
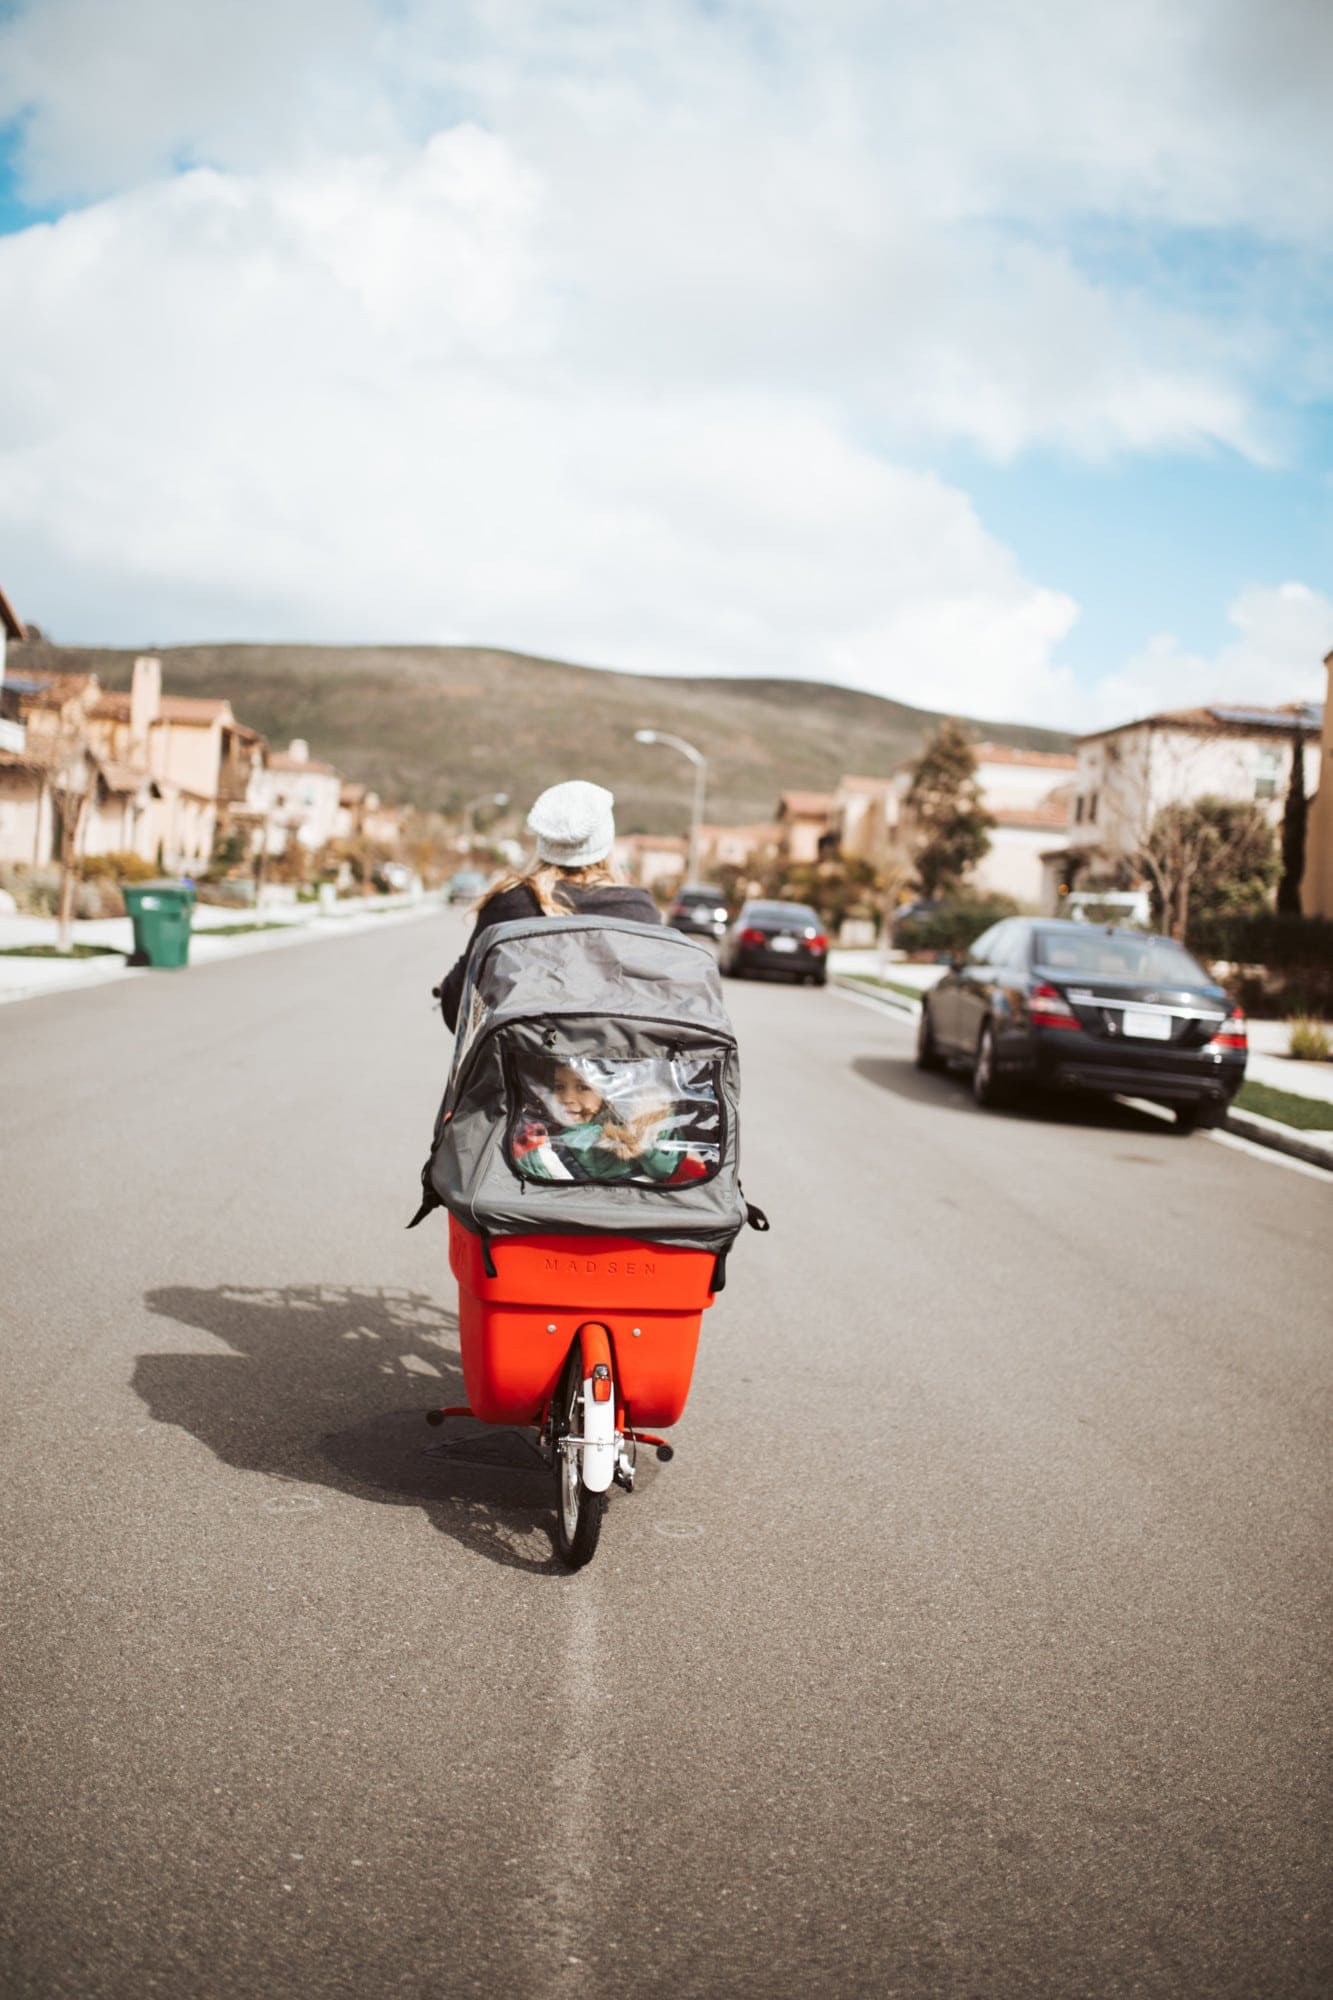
[1029,982,1082,1032]
[807,933,827,953]
[1205,1008,1247,1052]
[740,927,767,947]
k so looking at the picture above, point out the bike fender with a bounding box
[579,1323,616,1494]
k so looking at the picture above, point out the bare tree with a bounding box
[1076,719,1283,940]
[44,728,95,951]
[1137,795,1278,941]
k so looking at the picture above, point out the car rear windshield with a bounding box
[1034,929,1207,983]
[679,886,724,900]
[747,903,820,925]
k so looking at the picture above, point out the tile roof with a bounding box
[989,801,1072,829]
[268,752,337,774]
[1080,702,1323,745]
[778,791,834,816]
[974,742,1077,769]
[159,696,231,723]
[21,671,96,707]
[95,758,157,796]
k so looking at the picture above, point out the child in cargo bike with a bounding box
[512,1055,718,1185]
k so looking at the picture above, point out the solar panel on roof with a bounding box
[1207,704,1323,730]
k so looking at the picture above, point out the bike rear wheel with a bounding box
[553,1336,606,1569]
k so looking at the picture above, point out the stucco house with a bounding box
[250,739,343,856]
[614,832,688,889]
[1041,702,1324,913]
[866,743,1075,907]
[695,822,781,879]
[776,791,836,865]
[0,650,273,874]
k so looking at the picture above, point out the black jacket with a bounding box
[436,881,661,1031]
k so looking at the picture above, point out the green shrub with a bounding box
[893,891,1020,956]
[1288,1016,1331,1062]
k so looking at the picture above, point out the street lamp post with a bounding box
[635,729,707,883]
[461,790,509,854]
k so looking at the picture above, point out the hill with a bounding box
[10,639,1074,832]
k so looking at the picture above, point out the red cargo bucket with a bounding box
[448,1215,715,1428]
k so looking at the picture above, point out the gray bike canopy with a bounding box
[424,915,748,1255]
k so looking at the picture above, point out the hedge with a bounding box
[1188,911,1333,971]
[893,893,1020,955]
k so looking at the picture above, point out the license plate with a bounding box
[1126,1010,1171,1040]
[770,936,798,953]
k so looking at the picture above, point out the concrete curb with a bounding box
[1223,1106,1333,1172]
[832,975,921,1020]
[834,976,1332,1174]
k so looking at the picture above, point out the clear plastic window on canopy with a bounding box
[508,1054,722,1187]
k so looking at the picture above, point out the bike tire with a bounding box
[553,1336,606,1570]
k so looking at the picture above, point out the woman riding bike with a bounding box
[436,780,659,1031]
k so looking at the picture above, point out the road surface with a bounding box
[2,910,1329,1998]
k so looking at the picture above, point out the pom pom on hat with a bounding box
[526,780,616,867]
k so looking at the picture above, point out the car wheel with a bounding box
[972,1022,1013,1109]
[915,1003,943,1072]
[811,970,827,987]
[1173,1102,1218,1134]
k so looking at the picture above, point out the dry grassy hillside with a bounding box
[13,639,1073,832]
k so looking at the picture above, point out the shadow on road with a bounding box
[136,1282,564,1573]
[851,1053,1176,1136]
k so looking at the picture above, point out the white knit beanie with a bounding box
[526,780,616,868]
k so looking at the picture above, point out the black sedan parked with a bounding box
[915,917,1247,1130]
[719,900,829,984]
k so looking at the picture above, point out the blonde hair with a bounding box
[477,856,621,916]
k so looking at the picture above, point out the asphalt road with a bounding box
[2,910,1329,2000]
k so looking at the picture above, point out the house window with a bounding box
[1087,792,1099,823]
[1074,795,1085,824]
[1254,750,1281,802]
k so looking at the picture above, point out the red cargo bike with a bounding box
[412,914,763,1567]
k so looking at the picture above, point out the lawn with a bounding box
[1235,1080,1333,1132]
[842,973,928,1004]
[197,921,293,938]
[0,943,125,959]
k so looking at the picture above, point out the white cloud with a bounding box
[0,1,1327,726]
[0,151,1082,720]
[1084,583,1333,729]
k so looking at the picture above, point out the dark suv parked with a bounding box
[916,918,1246,1130]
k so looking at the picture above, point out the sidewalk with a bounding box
[0,892,441,1006]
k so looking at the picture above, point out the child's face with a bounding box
[551,1063,603,1124]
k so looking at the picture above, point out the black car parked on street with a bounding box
[915,917,1247,1131]
[668,884,731,939]
[719,900,829,984]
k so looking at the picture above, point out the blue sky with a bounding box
[0,0,1328,728]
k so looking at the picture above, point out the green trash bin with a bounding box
[122,880,196,968]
